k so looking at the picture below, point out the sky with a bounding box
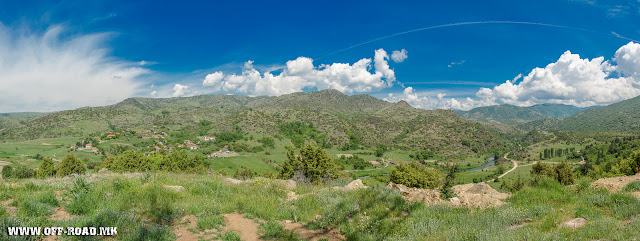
[1,0,640,112]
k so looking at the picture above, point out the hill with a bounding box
[540,95,640,133]
[0,90,514,157]
[455,104,586,125]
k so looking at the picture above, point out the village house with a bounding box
[85,143,92,149]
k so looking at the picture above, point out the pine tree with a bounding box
[37,157,56,178]
[56,154,86,177]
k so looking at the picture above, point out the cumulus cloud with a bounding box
[149,91,158,97]
[383,86,482,110]
[172,84,191,97]
[201,49,397,96]
[0,24,149,112]
[391,49,408,63]
[474,42,640,107]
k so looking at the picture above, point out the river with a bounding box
[463,156,495,172]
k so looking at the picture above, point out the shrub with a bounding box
[234,167,255,181]
[440,165,459,199]
[555,161,575,185]
[37,158,56,178]
[57,154,86,177]
[1,166,12,179]
[390,162,444,188]
[280,143,342,184]
[12,166,35,179]
[19,199,54,217]
[623,181,640,192]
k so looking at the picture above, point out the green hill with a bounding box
[542,95,640,133]
[455,104,586,125]
[0,90,513,157]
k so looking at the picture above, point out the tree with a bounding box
[375,144,387,157]
[37,158,56,178]
[390,162,444,188]
[57,154,86,177]
[555,161,575,185]
[440,165,459,199]
[280,143,342,184]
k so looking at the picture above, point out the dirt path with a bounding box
[224,213,260,241]
[497,159,518,179]
[344,157,390,172]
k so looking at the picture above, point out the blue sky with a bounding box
[1,0,640,112]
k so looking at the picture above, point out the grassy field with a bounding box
[0,172,639,240]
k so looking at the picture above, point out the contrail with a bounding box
[315,20,627,60]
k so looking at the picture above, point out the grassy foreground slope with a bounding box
[1,173,640,240]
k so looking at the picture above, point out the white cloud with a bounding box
[383,86,482,110]
[615,41,640,78]
[202,71,224,88]
[0,24,149,112]
[172,84,191,97]
[475,43,640,107]
[202,49,397,96]
[448,60,466,68]
[391,49,408,63]
[149,91,158,97]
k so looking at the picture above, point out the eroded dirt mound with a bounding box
[343,179,367,190]
[387,182,510,208]
[591,173,640,192]
[452,183,510,208]
[387,183,444,205]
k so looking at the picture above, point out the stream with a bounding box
[463,156,495,172]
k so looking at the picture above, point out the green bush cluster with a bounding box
[530,161,575,185]
[280,143,342,184]
[56,154,86,177]
[105,150,206,173]
[390,162,444,188]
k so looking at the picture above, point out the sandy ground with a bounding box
[223,213,260,241]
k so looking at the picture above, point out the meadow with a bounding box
[1,172,640,240]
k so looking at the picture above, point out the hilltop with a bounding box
[0,90,512,157]
[455,104,586,126]
[519,95,640,133]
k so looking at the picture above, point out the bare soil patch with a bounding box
[223,212,260,241]
[172,215,218,241]
[50,207,74,221]
[284,222,345,241]
[591,173,640,192]
[388,182,510,208]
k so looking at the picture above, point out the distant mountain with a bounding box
[535,95,640,133]
[0,89,514,157]
[454,104,587,125]
[0,112,44,130]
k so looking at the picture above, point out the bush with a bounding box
[280,143,342,184]
[233,167,255,181]
[57,154,86,177]
[390,162,444,188]
[12,166,35,179]
[37,158,56,178]
[623,181,640,192]
[1,166,12,179]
